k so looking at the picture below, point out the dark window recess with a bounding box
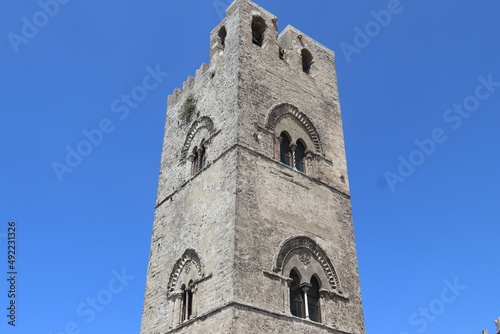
[279,47,285,60]
[252,16,266,47]
[308,277,321,322]
[280,132,292,166]
[295,140,306,172]
[218,26,227,47]
[301,49,313,74]
[289,270,304,318]
[192,145,206,175]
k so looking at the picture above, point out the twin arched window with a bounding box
[279,132,307,173]
[289,269,321,322]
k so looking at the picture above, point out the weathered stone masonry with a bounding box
[140,1,366,333]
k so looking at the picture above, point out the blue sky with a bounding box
[1,0,499,333]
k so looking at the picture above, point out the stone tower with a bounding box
[140,0,366,333]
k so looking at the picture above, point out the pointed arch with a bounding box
[180,116,215,160]
[266,103,323,154]
[274,236,340,292]
[167,249,205,296]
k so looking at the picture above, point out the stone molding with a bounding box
[273,236,341,293]
[265,103,323,154]
[167,249,205,297]
[164,300,353,334]
[180,116,216,160]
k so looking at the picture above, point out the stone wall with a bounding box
[140,1,366,333]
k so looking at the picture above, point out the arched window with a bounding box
[308,276,321,323]
[289,270,304,318]
[218,26,227,48]
[192,144,206,175]
[295,140,306,172]
[252,16,266,47]
[301,49,313,74]
[181,283,193,322]
[279,132,291,166]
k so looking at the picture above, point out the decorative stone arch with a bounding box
[274,236,340,292]
[167,249,205,297]
[180,116,216,161]
[266,103,323,155]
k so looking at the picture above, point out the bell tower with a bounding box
[140,1,366,333]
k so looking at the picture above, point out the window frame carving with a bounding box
[266,103,323,155]
[273,236,341,293]
[167,249,205,297]
[264,236,347,326]
[180,116,216,161]
[167,249,210,327]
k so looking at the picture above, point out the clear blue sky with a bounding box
[1,0,499,333]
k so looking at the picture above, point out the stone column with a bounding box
[290,143,297,169]
[305,151,314,175]
[300,283,311,320]
[187,154,195,176]
[190,283,198,318]
[282,277,293,314]
[275,136,282,161]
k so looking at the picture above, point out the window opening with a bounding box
[192,144,206,175]
[289,270,304,318]
[218,26,227,47]
[301,49,313,74]
[181,284,188,322]
[308,276,321,322]
[295,140,306,172]
[181,287,193,322]
[252,16,266,47]
[279,47,285,60]
[279,132,291,166]
[197,145,205,171]
[192,148,199,175]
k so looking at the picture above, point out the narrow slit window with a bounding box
[280,132,291,166]
[192,144,206,175]
[295,140,306,172]
[181,286,193,322]
[181,285,188,321]
[197,145,206,172]
[218,26,227,47]
[186,280,193,320]
[308,276,321,323]
[192,147,199,175]
[301,49,313,74]
[279,47,285,60]
[289,270,304,318]
[252,16,266,47]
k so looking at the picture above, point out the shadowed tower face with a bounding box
[140,0,366,333]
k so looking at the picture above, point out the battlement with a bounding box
[167,0,337,110]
